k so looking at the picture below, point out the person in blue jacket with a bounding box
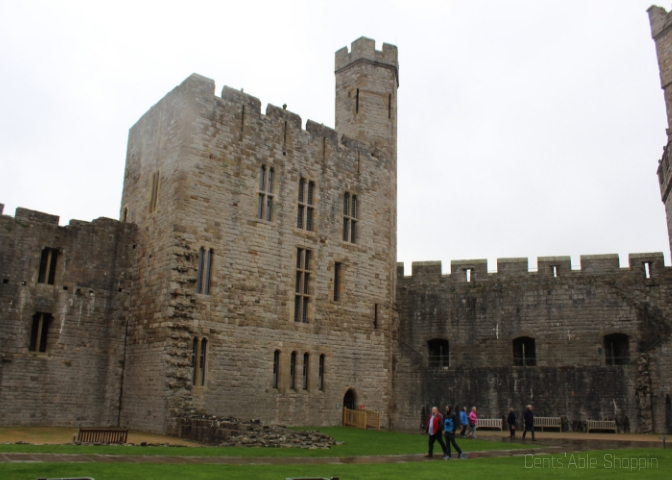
[459,406,469,437]
[443,405,464,459]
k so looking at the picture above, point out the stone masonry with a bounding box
[118,37,398,434]
[1,12,672,436]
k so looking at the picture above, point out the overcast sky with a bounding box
[0,0,670,272]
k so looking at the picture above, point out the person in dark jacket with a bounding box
[425,406,447,458]
[522,404,535,441]
[442,405,464,459]
[507,408,517,439]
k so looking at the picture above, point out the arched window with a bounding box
[513,337,536,366]
[604,333,629,365]
[273,350,280,388]
[428,339,449,367]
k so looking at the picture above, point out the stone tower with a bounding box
[649,6,672,258]
[117,38,399,434]
[335,37,398,159]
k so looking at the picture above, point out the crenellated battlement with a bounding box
[335,36,398,74]
[0,204,127,229]
[397,252,667,281]
[166,71,392,165]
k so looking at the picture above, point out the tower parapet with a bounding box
[334,37,398,158]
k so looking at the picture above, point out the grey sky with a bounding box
[0,0,669,272]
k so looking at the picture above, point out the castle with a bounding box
[1,7,672,435]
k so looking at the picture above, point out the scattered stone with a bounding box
[178,414,336,448]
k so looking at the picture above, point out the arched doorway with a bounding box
[343,389,357,411]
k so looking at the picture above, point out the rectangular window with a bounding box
[334,262,342,302]
[297,178,315,231]
[38,247,58,285]
[29,313,52,352]
[149,170,160,213]
[196,247,214,295]
[318,354,325,391]
[257,165,274,221]
[294,248,312,323]
[644,262,652,279]
[342,192,358,243]
[290,352,296,390]
[303,353,309,390]
[192,337,207,386]
[273,350,280,388]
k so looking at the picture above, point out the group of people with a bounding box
[507,405,536,441]
[425,404,537,459]
[424,405,478,459]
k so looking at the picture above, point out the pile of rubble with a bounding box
[178,414,337,448]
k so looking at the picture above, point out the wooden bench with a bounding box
[587,420,617,433]
[534,417,561,431]
[75,427,128,444]
[476,418,502,430]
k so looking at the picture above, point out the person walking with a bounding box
[442,405,464,459]
[468,407,478,438]
[425,406,447,458]
[459,406,469,437]
[507,408,517,439]
[522,404,535,441]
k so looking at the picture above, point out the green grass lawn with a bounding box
[0,448,668,480]
[0,427,528,457]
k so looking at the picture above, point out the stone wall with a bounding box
[119,37,399,434]
[0,207,136,426]
[392,256,672,433]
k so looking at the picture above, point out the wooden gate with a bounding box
[343,407,381,430]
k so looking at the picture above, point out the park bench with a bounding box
[75,427,128,444]
[587,420,617,433]
[476,418,502,430]
[534,417,561,431]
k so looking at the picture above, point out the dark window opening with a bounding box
[355,89,359,114]
[604,333,629,365]
[513,337,536,366]
[374,303,379,329]
[29,312,53,353]
[38,247,59,285]
[318,354,325,391]
[122,207,128,222]
[273,350,280,388]
[302,352,309,390]
[3,278,9,284]
[290,352,296,390]
[196,247,213,295]
[428,339,449,368]
[297,178,315,231]
[334,262,342,302]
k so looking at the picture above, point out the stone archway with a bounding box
[343,388,357,411]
